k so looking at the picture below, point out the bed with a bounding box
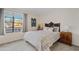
[24,22,60,51]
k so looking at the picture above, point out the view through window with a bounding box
[5,15,23,33]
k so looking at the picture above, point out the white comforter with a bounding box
[24,30,60,51]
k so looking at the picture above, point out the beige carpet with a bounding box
[0,39,35,51]
[0,40,79,51]
[50,42,79,51]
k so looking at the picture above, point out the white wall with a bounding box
[0,32,24,44]
[39,9,79,46]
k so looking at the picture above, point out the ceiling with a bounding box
[4,8,57,16]
[4,8,79,16]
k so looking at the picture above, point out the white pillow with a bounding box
[48,28,53,32]
[43,27,49,31]
[44,27,53,32]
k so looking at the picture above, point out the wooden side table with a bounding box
[59,32,72,45]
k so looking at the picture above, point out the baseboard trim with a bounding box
[0,39,23,46]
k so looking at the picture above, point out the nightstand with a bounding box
[59,32,72,45]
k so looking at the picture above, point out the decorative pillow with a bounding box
[53,27,59,32]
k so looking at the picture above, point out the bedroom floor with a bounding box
[50,42,79,51]
[0,39,35,51]
[0,39,79,51]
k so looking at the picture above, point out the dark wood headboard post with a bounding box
[45,22,60,32]
[54,23,60,32]
[59,23,60,32]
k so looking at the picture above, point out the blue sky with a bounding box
[5,15,22,21]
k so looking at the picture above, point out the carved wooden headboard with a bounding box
[45,22,60,32]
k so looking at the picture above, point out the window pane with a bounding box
[5,16,13,33]
[14,15,23,32]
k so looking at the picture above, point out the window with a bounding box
[5,15,13,33]
[5,15,23,33]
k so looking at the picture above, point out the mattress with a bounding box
[24,30,60,51]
